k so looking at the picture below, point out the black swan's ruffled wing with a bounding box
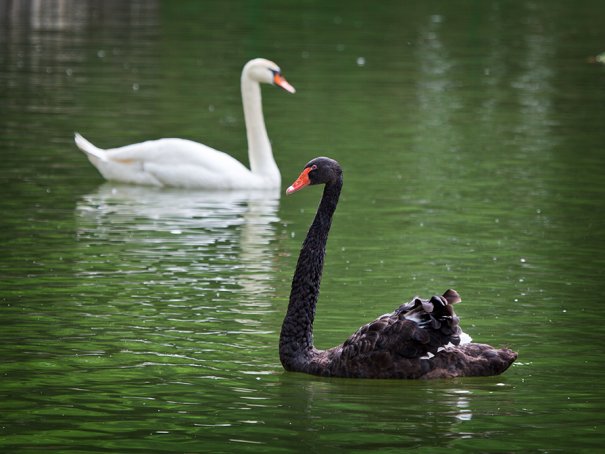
[318,289,516,378]
[339,289,463,360]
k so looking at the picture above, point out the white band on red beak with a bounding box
[286,167,312,194]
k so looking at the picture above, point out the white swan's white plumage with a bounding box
[74,58,295,189]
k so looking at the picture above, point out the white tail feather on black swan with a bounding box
[280,157,517,379]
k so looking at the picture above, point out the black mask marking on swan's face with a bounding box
[287,157,341,195]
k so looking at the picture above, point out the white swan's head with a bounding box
[242,58,296,93]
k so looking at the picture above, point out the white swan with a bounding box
[74,58,295,189]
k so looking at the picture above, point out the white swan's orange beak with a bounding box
[274,73,296,94]
[286,167,312,195]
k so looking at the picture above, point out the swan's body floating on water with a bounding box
[280,157,517,379]
[74,58,295,189]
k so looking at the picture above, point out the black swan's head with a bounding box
[286,157,342,195]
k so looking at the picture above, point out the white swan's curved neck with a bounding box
[241,76,280,183]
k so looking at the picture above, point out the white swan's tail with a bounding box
[74,133,108,162]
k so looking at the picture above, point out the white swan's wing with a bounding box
[82,137,258,189]
[104,138,245,169]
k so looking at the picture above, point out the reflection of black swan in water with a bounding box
[280,157,517,379]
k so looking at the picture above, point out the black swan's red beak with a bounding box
[286,167,312,194]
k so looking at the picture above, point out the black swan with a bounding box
[279,157,517,379]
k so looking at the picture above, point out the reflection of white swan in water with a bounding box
[75,184,280,297]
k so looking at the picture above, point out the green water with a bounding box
[1,0,605,452]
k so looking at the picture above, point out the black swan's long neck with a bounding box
[280,178,342,370]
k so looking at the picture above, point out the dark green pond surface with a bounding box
[1,0,605,452]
